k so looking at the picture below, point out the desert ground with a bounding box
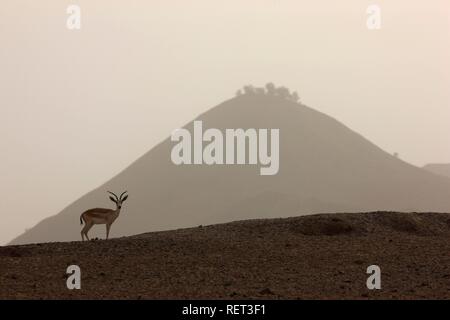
[1,212,449,299]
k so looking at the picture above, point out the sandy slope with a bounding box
[1,212,450,299]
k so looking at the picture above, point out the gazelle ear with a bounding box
[109,196,117,203]
[121,195,128,202]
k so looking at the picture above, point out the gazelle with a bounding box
[80,191,128,241]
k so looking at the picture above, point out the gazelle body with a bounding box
[80,191,128,241]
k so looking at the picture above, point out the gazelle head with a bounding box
[107,191,128,210]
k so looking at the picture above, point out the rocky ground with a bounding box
[1,212,449,299]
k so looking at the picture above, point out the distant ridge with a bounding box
[423,163,450,178]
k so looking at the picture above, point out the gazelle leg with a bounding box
[81,225,88,241]
[82,222,93,241]
[106,223,111,240]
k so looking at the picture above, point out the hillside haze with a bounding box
[423,163,450,178]
[10,94,450,244]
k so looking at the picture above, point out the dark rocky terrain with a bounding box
[1,212,450,299]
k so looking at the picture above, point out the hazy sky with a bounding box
[1,0,449,244]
